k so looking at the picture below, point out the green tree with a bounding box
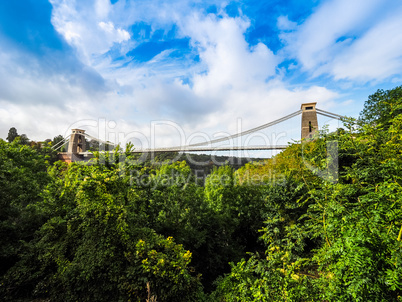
[6,127,18,143]
[359,85,402,127]
[18,134,30,145]
[212,87,402,301]
[87,139,100,151]
[0,139,51,278]
[1,157,203,302]
[137,161,240,291]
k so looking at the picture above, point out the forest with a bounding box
[0,86,401,301]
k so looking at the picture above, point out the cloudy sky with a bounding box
[1,0,402,150]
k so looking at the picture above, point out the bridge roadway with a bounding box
[77,145,288,155]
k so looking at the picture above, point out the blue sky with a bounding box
[1,0,402,150]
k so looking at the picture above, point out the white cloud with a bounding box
[331,11,402,81]
[112,12,338,142]
[95,0,112,19]
[49,0,131,64]
[281,0,383,69]
[1,0,344,148]
[280,0,402,82]
[98,21,130,42]
[182,14,278,93]
[277,15,297,31]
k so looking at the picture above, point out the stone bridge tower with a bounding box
[68,129,86,153]
[301,102,318,139]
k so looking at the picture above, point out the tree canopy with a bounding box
[1,86,402,301]
[6,127,18,143]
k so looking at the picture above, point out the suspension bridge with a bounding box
[53,103,344,162]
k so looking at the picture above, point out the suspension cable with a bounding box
[54,107,344,153]
[51,134,71,150]
[317,112,342,120]
[316,108,345,120]
[183,109,302,148]
[83,133,117,147]
[56,140,70,152]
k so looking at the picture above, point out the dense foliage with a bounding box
[213,86,402,301]
[1,86,401,301]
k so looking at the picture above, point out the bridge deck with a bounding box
[75,145,288,155]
